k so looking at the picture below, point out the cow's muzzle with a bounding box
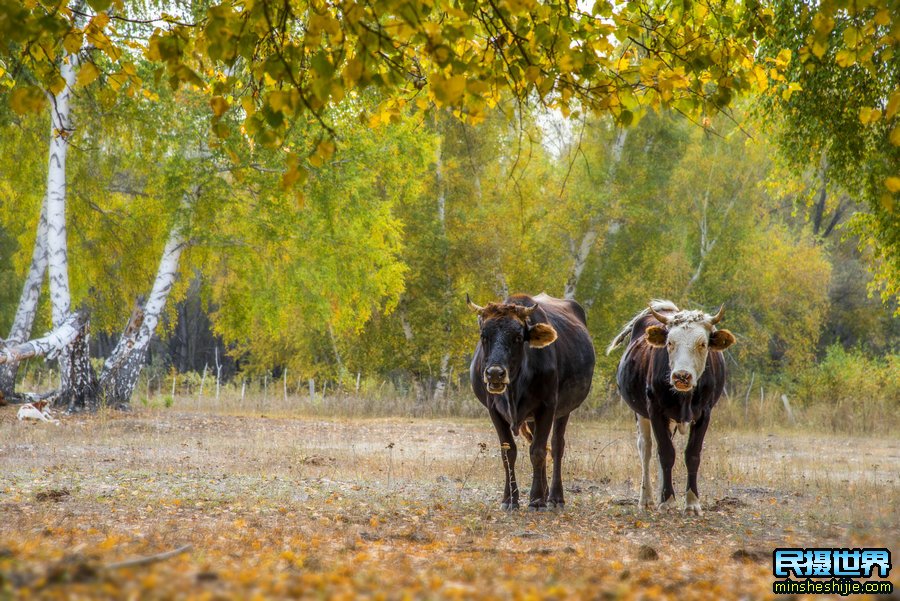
[484,365,509,394]
[671,370,694,392]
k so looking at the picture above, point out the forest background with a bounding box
[0,0,897,433]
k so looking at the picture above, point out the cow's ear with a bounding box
[527,323,557,348]
[709,329,735,351]
[645,325,667,347]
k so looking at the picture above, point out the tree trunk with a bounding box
[98,196,191,408]
[43,49,92,410]
[62,316,99,412]
[432,352,451,400]
[563,128,627,300]
[564,228,598,300]
[0,312,84,366]
[0,197,49,398]
[433,141,453,400]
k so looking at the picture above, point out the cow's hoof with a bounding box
[547,500,565,511]
[527,502,549,512]
[683,491,702,516]
[657,496,677,512]
[500,501,520,511]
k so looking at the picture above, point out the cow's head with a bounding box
[467,294,558,395]
[645,305,735,392]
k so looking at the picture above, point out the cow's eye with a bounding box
[698,341,707,349]
[667,341,674,349]
[515,334,523,343]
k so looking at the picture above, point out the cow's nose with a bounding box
[672,371,692,385]
[485,365,507,382]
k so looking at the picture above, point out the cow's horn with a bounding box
[709,304,725,325]
[649,305,670,325]
[519,304,537,318]
[466,293,484,315]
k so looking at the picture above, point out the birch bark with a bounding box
[0,198,48,397]
[42,49,94,409]
[563,129,627,300]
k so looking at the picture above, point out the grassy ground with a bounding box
[0,400,897,600]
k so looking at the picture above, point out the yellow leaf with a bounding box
[524,66,541,83]
[890,125,900,147]
[432,74,466,106]
[63,31,83,55]
[835,49,855,67]
[753,65,768,91]
[47,75,66,95]
[886,177,900,192]
[9,86,46,114]
[812,41,827,59]
[210,95,228,117]
[886,90,900,120]
[76,62,100,88]
[859,106,881,125]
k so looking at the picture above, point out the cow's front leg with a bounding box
[684,410,710,516]
[488,406,519,510]
[649,411,676,511]
[547,414,569,509]
[527,407,555,511]
[635,415,654,511]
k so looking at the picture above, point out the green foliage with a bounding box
[791,344,899,433]
[199,111,432,377]
[757,0,900,309]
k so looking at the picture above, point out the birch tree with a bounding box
[98,191,196,408]
[0,198,48,398]
[562,126,628,300]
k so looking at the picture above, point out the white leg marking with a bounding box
[684,489,702,516]
[636,416,654,511]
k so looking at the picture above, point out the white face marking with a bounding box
[664,319,712,391]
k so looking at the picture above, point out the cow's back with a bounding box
[521,293,595,415]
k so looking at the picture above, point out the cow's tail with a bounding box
[605,299,679,355]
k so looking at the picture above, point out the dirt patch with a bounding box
[0,406,897,600]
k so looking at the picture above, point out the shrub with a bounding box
[790,345,899,434]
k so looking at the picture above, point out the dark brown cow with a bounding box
[468,293,595,511]
[606,300,735,515]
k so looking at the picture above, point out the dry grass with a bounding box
[1,397,898,600]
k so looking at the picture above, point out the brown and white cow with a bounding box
[607,300,735,515]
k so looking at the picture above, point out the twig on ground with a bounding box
[104,544,192,570]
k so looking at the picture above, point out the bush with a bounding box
[790,345,899,434]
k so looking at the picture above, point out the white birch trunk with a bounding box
[564,229,599,300]
[0,313,83,366]
[98,193,191,407]
[0,197,49,396]
[42,47,99,412]
[432,352,451,400]
[45,56,77,331]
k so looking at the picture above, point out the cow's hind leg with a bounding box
[488,406,519,510]
[649,412,677,511]
[636,415,654,511]
[684,410,710,516]
[547,414,569,509]
[527,407,555,511]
